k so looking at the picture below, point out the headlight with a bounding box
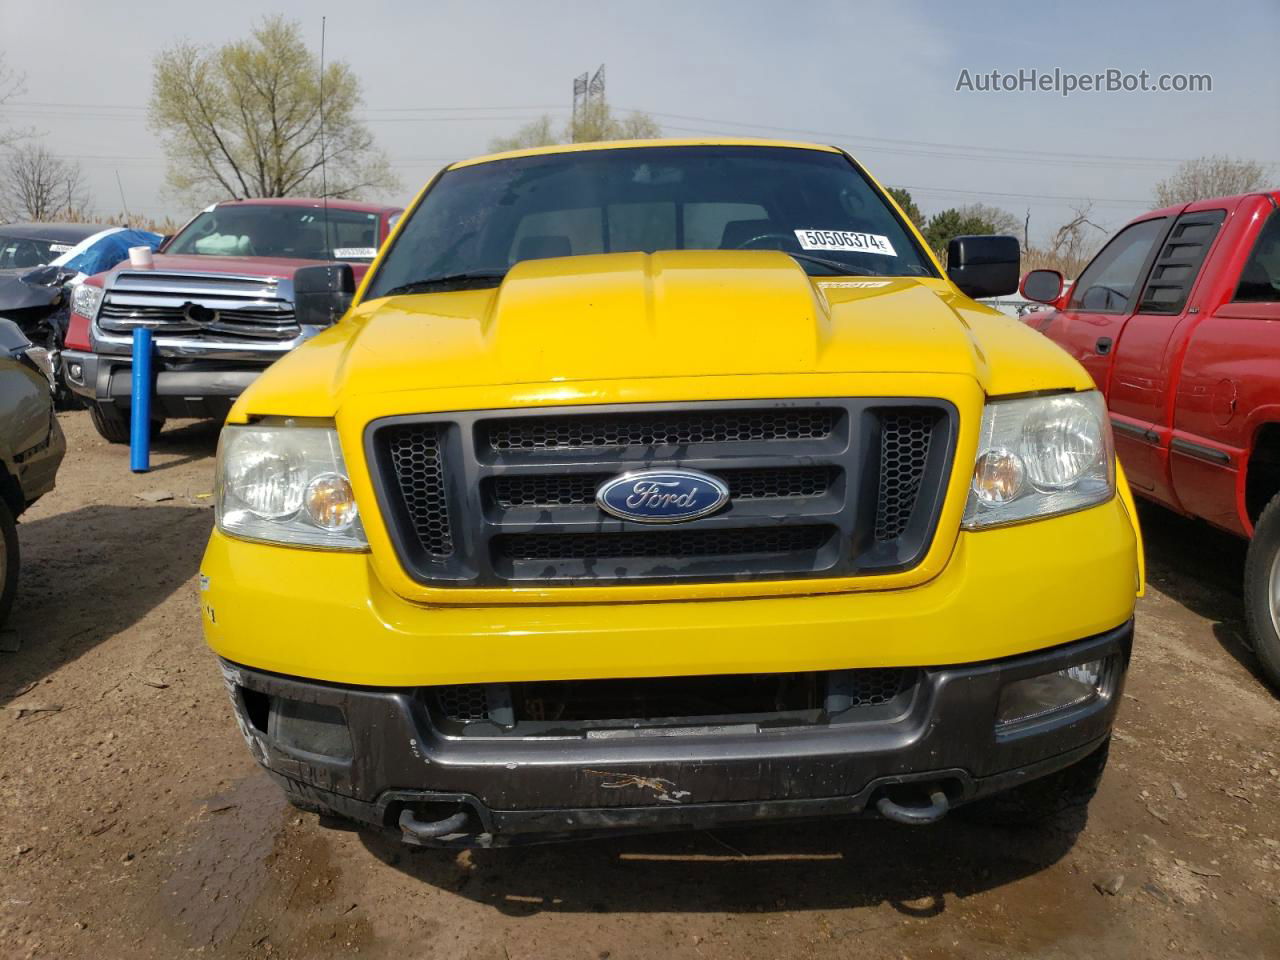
[70,282,104,319]
[215,423,368,549]
[23,346,55,387]
[963,391,1114,529]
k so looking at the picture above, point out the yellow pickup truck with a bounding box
[201,139,1143,845]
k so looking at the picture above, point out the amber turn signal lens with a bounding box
[972,449,1025,505]
[304,473,359,531]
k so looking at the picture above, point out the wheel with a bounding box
[1243,492,1280,688]
[958,738,1110,826]
[88,402,163,444]
[0,499,19,628]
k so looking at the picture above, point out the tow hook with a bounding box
[398,806,471,840]
[875,785,950,825]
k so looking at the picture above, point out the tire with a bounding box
[958,738,1110,826]
[0,499,19,629]
[88,402,163,444]
[1243,492,1280,688]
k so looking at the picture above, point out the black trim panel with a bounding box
[364,398,959,588]
[1111,418,1159,444]
[1170,436,1232,465]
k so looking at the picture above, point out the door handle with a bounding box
[1095,337,1113,355]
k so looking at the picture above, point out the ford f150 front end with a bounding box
[200,140,1143,845]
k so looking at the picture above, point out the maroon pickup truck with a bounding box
[1021,190,1280,686]
[62,197,399,442]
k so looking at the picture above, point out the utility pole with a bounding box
[571,64,606,142]
[572,71,588,141]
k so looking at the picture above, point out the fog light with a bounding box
[997,658,1107,727]
[269,698,353,759]
[69,362,84,380]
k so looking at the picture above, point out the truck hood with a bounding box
[93,253,372,282]
[239,250,1089,415]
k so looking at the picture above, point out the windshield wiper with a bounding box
[786,252,876,276]
[382,271,508,296]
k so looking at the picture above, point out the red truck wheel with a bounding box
[1244,493,1280,689]
[88,402,164,445]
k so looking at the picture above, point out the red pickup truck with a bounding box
[1022,190,1280,686]
[62,197,400,442]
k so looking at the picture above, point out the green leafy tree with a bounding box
[886,187,924,229]
[149,16,398,204]
[489,98,661,153]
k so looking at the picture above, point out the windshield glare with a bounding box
[366,146,935,298]
[166,205,382,261]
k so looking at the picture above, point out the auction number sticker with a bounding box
[334,247,378,259]
[794,229,896,257]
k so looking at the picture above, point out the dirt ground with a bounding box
[1,411,1277,960]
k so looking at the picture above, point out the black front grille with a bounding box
[875,410,938,541]
[490,465,838,509]
[493,525,832,562]
[483,408,838,452]
[437,684,490,722]
[368,399,956,588]
[384,424,454,557]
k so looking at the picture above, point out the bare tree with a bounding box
[489,99,660,153]
[1022,202,1108,279]
[956,203,1021,238]
[1154,155,1270,206]
[0,142,90,221]
[488,115,559,153]
[0,51,31,152]
[149,16,398,204]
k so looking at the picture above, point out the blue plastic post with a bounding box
[129,327,153,473]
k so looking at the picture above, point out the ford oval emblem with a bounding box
[596,469,730,524]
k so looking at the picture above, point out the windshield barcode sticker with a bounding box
[334,247,377,259]
[795,229,896,257]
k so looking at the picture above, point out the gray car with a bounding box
[0,318,66,624]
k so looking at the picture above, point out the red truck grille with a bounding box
[96,271,300,342]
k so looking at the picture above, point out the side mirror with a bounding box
[947,235,1020,299]
[157,234,174,252]
[293,263,355,327]
[1021,269,1065,304]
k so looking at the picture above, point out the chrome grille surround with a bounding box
[93,270,301,345]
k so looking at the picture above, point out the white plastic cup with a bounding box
[129,246,154,268]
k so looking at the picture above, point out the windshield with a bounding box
[166,205,382,262]
[0,235,77,270]
[366,145,935,299]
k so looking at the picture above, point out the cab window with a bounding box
[1069,217,1167,313]
[1234,209,1280,303]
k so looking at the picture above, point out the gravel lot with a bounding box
[1,411,1277,959]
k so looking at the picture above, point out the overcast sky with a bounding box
[2,0,1277,243]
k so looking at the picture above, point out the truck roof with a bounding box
[1137,190,1280,221]
[451,137,843,169]
[0,222,114,242]
[212,197,401,215]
